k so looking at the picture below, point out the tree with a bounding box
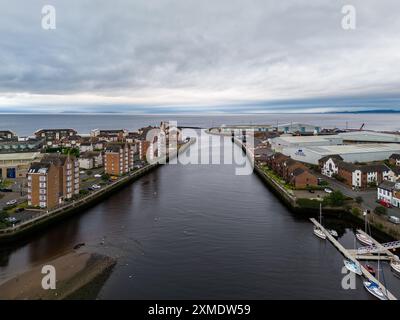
[374,206,387,216]
[101,173,110,181]
[325,190,345,206]
[355,196,363,204]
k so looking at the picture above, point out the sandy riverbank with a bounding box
[0,251,116,300]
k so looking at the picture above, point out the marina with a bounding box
[310,218,397,300]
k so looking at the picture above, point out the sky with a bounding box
[1,0,400,114]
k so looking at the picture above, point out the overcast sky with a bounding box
[1,0,400,113]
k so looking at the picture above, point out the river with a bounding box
[0,114,400,299]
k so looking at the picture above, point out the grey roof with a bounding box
[291,167,306,176]
[378,180,396,191]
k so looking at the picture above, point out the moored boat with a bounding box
[363,280,388,300]
[329,230,338,237]
[314,227,326,240]
[364,264,376,276]
[344,259,362,275]
[356,232,374,246]
[390,260,400,274]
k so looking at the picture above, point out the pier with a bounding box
[310,218,397,300]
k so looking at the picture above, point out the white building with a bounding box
[339,131,400,143]
[78,151,103,169]
[377,181,400,208]
[284,143,400,165]
[270,135,343,153]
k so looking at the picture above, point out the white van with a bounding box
[388,216,400,224]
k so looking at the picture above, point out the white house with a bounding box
[78,151,103,169]
[79,143,93,153]
[320,155,343,177]
[377,180,400,208]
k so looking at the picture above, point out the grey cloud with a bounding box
[0,0,400,111]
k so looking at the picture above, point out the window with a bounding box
[39,202,46,208]
[40,176,46,182]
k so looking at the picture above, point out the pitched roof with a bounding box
[378,180,396,191]
[390,153,400,160]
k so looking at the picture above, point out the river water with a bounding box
[0,114,400,299]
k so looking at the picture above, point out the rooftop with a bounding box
[305,143,400,155]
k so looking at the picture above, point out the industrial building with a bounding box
[270,135,343,152]
[284,143,400,165]
[338,131,400,143]
[213,123,321,135]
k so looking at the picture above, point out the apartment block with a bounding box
[104,143,135,176]
[27,154,80,209]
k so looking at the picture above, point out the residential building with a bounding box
[266,152,318,188]
[78,151,103,169]
[319,156,393,189]
[90,129,128,142]
[289,168,318,188]
[0,130,17,141]
[104,143,135,176]
[389,154,400,166]
[27,162,60,209]
[27,154,80,208]
[377,180,400,208]
[79,143,94,153]
[35,129,77,147]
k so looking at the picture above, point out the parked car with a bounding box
[379,199,392,208]
[0,188,13,192]
[308,189,315,193]
[6,199,17,206]
[324,188,333,194]
[388,216,400,224]
[91,184,101,190]
[94,174,102,178]
[15,208,24,213]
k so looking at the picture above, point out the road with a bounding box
[315,172,400,218]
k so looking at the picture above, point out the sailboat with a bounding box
[313,203,326,240]
[356,211,374,246]
[390,259,400,274]
[343,259,362,275]
[363,251,389,300]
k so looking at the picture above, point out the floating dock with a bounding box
[310,218,397,300]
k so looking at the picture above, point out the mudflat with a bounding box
[0,251,116,300]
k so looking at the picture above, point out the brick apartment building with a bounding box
[319,155,393,189]
[104,143,136,176]
[27,154,80,209]
[266,152,318,188]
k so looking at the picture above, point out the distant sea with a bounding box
[1,113,400,136]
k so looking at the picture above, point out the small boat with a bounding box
[363,281,388,300]
[329,230,338,237]
[344,259,362,275]
[314,226,326,240]
[390,260,400,274]
[356,233,374,246]
[365,264,376,276]
[313,203,326,240]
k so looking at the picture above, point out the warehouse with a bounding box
[338,131,400,143]
[270,135,343,152]
[283,143,400,165]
